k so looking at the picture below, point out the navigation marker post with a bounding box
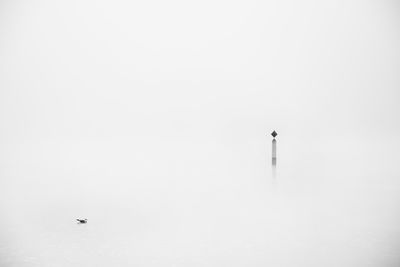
[271,131,277,166]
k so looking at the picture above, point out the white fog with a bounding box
[1,0,400,266]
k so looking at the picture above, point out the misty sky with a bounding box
[1,0,399,144]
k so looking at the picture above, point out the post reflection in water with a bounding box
[272,164,277,180]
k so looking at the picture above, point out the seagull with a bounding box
[76,219,88,224]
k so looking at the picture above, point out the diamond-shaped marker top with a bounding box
[271,131,277,138]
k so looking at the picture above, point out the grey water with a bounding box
[1,134,399,267]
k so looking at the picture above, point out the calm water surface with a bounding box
[1,136,399,267]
